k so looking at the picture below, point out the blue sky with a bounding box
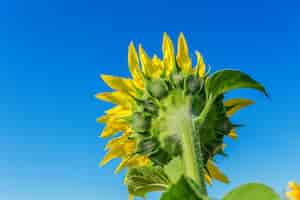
[0,0,299,199]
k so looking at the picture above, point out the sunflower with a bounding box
[97,33,266,199]
[286,181,300,200]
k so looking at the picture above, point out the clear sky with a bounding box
[0,0,299,199]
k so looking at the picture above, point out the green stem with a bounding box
[192,96,215,195]
[180,111,200,186]
[192,122,207,196]
[179,97,214,196]
[194,96,214,127]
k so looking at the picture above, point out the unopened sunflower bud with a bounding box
[186,75,203,94]
[132,112,151,133]
[146,79,168,99]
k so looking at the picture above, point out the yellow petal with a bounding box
[98,106,131,123]
[105,105,128,115]
[162,33,175,76]
[151,54,163,78]
[128,42,145,89]
[222,143,227,150]
[128,193,134,200]
[195,51,206,77]
[224,98,254,117]
[228,129,238,139]
[205,173,212,185]
[124,175,129,184]
[100,149,122,167]
[127,155,150,167]
[100,140,136,167]
[123,140,136,154]
[101,74,136,95]
[139,45,164,80]
[105,130,132,150]
[97,108,131,123]
[95,91,133,108]
[138,44,152,76]
[286,190,300,200]
[96,115,110,123]
[207,160,229,184]
[289,181,300,190]
[100,124,124,138]
[115,155,150,173]
[176,33,192,73]
[100,120,129,138]
[109,140,136,156]
[115,157,131,173]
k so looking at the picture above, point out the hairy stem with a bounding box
[180,108,200,185]
[192,122,207,196]
[178,97,214,196]
[192,96,215,195]
[164,91,214,196]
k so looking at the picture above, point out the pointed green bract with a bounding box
[206,70,268,100]
[222,183,280,200]
[126,166,170,198]
[163,157,184,183]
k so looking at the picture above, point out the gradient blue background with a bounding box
[0,0,299,199]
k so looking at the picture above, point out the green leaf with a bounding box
[161,176,209,200]
[125,166,170,198]
[163,157,184,183]
[222,183,280,200]
[206,70,268,99]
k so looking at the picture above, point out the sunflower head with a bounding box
[97,33,267,199]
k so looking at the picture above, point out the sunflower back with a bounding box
[97,33,268,199]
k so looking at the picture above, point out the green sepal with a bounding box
[162,135,182,157]
[136,137,160,156]
[171,72,185,88]
[163,157,184,183]
[146,78,169,99]
[142,100,159,116]
[126,166,170,198]
[191,93,206,116]
[160,176,209,200]
[186,75,204,94]
[149,148,172,166]
[132,112,152,133]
